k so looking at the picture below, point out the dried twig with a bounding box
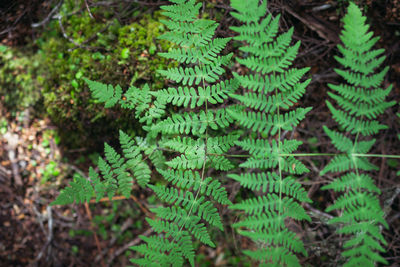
[84,0,94,19]
[34,206,54,263]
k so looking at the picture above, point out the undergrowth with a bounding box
[51,1,399,266]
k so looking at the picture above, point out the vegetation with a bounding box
[0,0,399,266]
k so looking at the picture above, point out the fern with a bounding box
[50,0,398,265]
[321,3,394,266]
[228,0,311,265]
[51,173,94,205]
[129,1,234,265]
[51,130,151,205]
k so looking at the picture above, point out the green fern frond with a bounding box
[149,184,223,229]
[328,92,394,119]
[152,78,238,108]
[233,211,285,231]
[323,5,393,257]
[158,169,230,205]
[229,0,312,265]
[230,0,267,24]
[131,0,235,264]
[158,54,232,86]
[150,108,232,134]
[84,78,122,108]
[233,67,310,94]
[166,153,204,170]
[243,247,301,267]
[160,0,200,22]
[159,38,231,64]
[161,135,238,155]
[240,229,307,255]
[323,126,353,153]
[228,107,311,136]
[151,206,214,247]
[228,173,311,203]
[52,130,152,205]
[146,218,195,266]
[321,173,380,193]
[326,101,388,136]
[230,194,310,221]
[159,19,217,47]
[119,130,151,187]
[51,173,94,205]
[326,191,380,212]
[328,83,393,104]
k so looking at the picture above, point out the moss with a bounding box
[0,45,41,111]
[35,5,174,147]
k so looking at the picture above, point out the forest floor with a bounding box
[0,0,399,266]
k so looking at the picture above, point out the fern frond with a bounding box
[166,153,204,170]
[231,79,309,113]
[159,20,217,47]
[150,108,232,134]
[230,0,267,24]
[104,143,132,198]
[326,101,388,136]
[119,130,151,187]
[237,42,300,74]
[51,173,94,205]
[158,54,231,86]
[233,67,310,94]
[84,78,122,108]
[228,173,310,203]
[152,78,238,108]
[151,206,214,247]
[328,83,393,104]
[230,195,310,221]
[328,92,395,119]
[243,247,301,267]
[321,173,380,193]
[229,0,312,265]
[160,0,200,22]
[149,185,223,229]
[240,228,307,255]
[158,169,230,205]
[228,107,311,136]
[159,38,231,64]
[146,218,195,266]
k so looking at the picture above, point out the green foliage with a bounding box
[227,0,312,265]
[128,0,234,265]
[51,130,150,205]
[321,3,394,266]
[50,0,398,266]
[0,45,41,111]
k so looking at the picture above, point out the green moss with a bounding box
[35,5,174,147]
[0,45,41,111]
